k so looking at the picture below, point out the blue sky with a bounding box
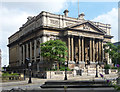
[0,1,118,67]
[66,2,118,20]
[2,2,118,19]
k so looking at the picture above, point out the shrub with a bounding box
[2,72,19,77]
[59,67,71,71]
[2,72,11,77]
[104,64,110,69]
[111,67,117,69]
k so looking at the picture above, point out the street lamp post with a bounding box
[3,65,6,73]
[95,62,98,77]
[23,69,26,80]
[26,58,32,84]
[64,62,67,80]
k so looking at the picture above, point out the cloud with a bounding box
[0,1,68,67]
[0,6,33,67]
[92,8,118,43]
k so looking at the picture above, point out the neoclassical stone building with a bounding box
[8,10,113,74]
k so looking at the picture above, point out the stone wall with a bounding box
[45,69,118,79]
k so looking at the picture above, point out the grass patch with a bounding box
[2,72,19,77]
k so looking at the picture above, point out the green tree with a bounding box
[104,42,120,65]
[40,40,68,70]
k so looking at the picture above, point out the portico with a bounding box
[65,21,105,69]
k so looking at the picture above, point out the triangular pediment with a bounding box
[68,21,106,34]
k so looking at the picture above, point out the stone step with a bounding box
[40,80,113,88]
[44,80,107,85]
[41,84,113,88]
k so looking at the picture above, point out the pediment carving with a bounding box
[68,21,105,34]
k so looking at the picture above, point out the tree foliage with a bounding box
[40,40,68,68]
[104,42,120,65]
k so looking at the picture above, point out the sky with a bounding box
[0,0,119,67]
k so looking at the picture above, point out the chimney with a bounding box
[27,16,33,21]
[78,12,85,20]
[63,9,69,17]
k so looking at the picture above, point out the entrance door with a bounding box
[76,70,82,76]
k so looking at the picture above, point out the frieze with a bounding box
[66,22,74,26]
[50,19,59,25]
[67,31,103,39]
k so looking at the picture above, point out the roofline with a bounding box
[68,21,106,34]
[66,28,105,35]
[104,35,113,39]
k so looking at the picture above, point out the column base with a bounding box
[78,61,85,69]
[68,61,75,69]
[90,61,97,64]
[68,61,75,64]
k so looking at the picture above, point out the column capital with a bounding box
[67,35,71,38]
[89,37,93,40]
[78,36,81,38]
[71,35,74,38]
[81,36,84,39]
[67,35,74,38]
[93,38,95,40]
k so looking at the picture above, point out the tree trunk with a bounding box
[57,62,59,70]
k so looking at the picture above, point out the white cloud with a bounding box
[92,8,118,43]
[0,1,68,67]
[0,6,33,67]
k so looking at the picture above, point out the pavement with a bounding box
[0,74,118,91]
[1,78,47,90]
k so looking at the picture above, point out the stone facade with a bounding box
[8,10,113,75]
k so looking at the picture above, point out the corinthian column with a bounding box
[39,38,41,61]
[71,37,74,61]
[68,36,71,61]
[90,38,92,62]
[82,37,84,62]
[22,45,25,63]
[99,40,101,62]
[19,46,22,65]
[93,38,95,62]
[34,40,37,62]
[101,40,103,62]
[26,44,29,58]
[78,36,81,62]
[96,40,99,62]
[30,42,32,61]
